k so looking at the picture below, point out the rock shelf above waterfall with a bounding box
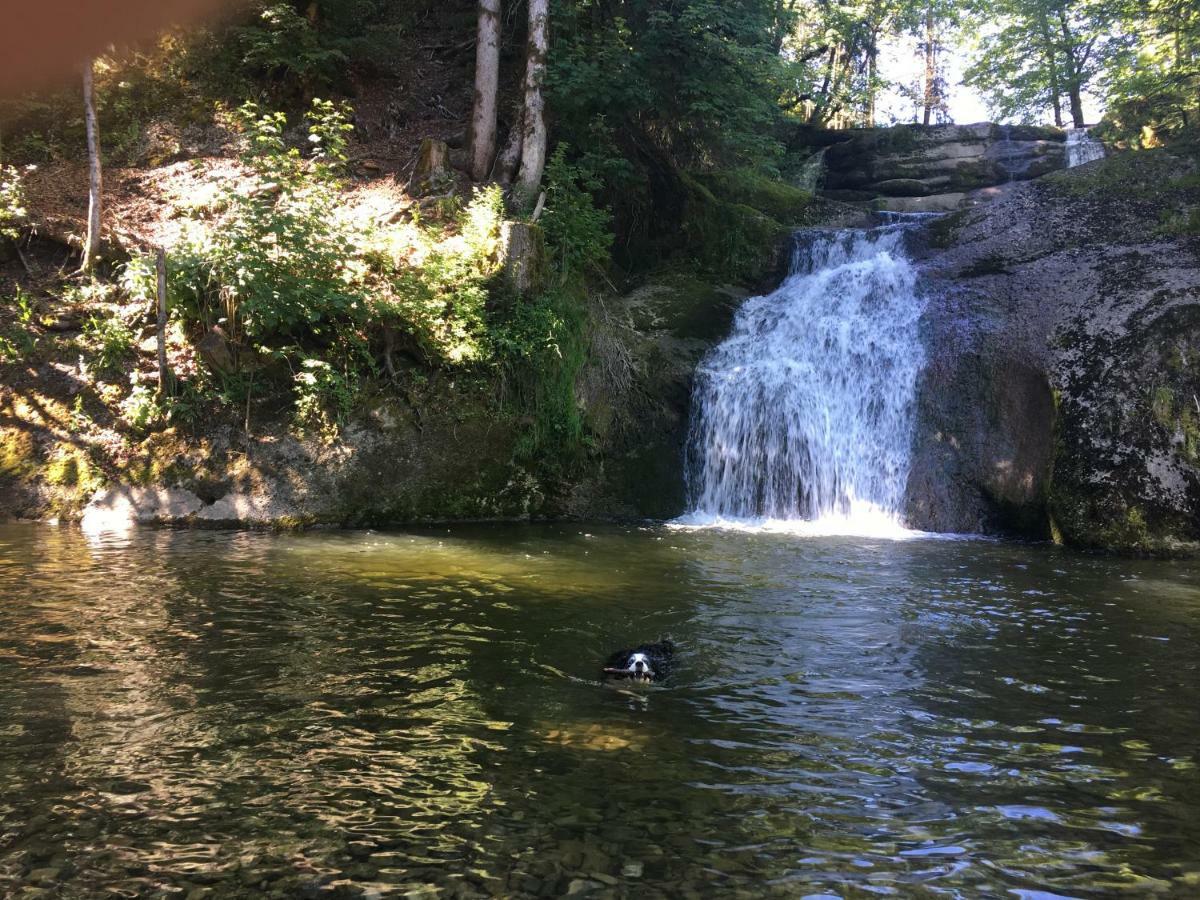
[799,123,1068,211]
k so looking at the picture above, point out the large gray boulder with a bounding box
[905,150,1200,553]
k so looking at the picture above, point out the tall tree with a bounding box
[516,0,549,195]
[467,0,502,182]
[81,57,102,274]
[964,0,1123,127]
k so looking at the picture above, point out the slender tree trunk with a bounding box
[516,0,549,196]
[1047,51,1064,127]
[814,45,839,126]
[467,0,501,182]
[81,57,102,275]
[866,43,878,127]
[922,5,936,126]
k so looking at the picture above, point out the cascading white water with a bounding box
[679,219,929,536]
[1066,127,1105,168]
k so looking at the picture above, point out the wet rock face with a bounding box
[908,150,1200,552]
[820,123,1065,205]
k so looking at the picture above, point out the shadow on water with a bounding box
[1,523,1199,897]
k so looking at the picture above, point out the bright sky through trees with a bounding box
[876,32,1103,125]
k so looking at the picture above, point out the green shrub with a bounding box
[237,4,348,89]
[167,98,363,343]
[293,357,360,435]
[120,381,162,432]
[82,312,137,373]
[368,185,504,365]
[540,145,613,286]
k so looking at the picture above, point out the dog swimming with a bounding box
[602,640,674,683]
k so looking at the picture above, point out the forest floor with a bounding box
[0,31,503,520]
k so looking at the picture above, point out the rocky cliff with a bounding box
[814,123,1066,212]
[906,149,1200,553]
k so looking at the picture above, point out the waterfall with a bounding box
[1065,127,1105,168]
[679,218,929,536]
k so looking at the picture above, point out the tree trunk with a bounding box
[516,0,549,196]
[467,0,501,182]
[155,247,175,397]
[1037,15,1064,127]
[1057,10,1087,128]
[81,57,102,275]
[866,43,878,127]
[1047,54,1064,127]
[922,5,936,127]
[495,101,523,184]
[1067,85,1085,128]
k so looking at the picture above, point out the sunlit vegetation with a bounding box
[0,0,1195,508]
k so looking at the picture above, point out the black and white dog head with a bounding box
[603,640,674,684]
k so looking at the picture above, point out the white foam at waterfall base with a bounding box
[677,221,928,539]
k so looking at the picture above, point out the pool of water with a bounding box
[1,522,1199,898]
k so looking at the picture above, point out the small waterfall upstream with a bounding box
[1066,127,1105,168]
[680,218,929,536]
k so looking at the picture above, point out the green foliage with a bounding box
[120,382,163,433]
[550,0,788,171]
[293,357,360,436]
[82,312,137,373]
[0,164,29,241]
[539,146,613,286]
[369,185,504,365]
[237,4,349,88]
[168,98,362,343]
[962,0,1197,144]
[547,0,795,261]
[1099,0,1200,147]
[494,287,589,462]
[0,288,39,363]
[488,147,617,465]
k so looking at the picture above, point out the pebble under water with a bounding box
[1,522,1199,898]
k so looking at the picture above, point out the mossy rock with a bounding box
[995,124,1064,143]
[678,173,792,282]
[0,427,38,479]
[696,170,813,224]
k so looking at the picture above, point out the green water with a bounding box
[1,522,1199,898]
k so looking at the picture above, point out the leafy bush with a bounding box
[368,185,505,365]
[82,312,137,373]
[0,288,40,363]
[540,146,613,286]
[293,357,360,436]
[237,4,348,89]
[168,98,363,343]
[489,151,613,463]
[120,381,162,432]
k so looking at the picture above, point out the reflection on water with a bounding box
[1,523,1199,897]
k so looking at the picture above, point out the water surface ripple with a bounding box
[1,523,1198,897]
